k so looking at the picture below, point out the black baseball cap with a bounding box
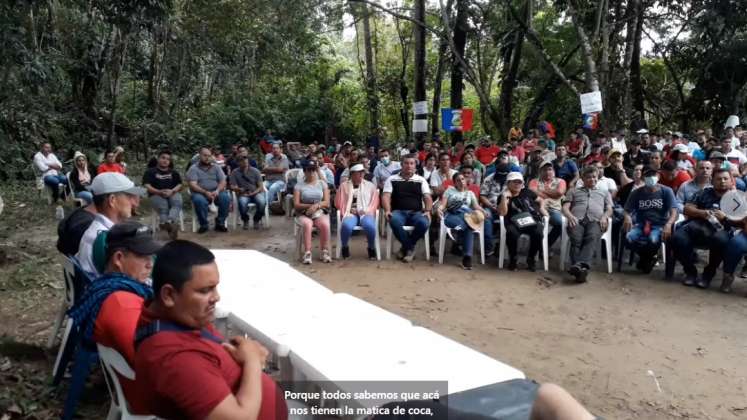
[107,221,162,255]
[642,166,658,176]
[301,159,318,170]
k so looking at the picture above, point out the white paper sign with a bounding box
[580,91,603,114]
[412,119,428,133]
[413,101,428,115]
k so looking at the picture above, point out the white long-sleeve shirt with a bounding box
[33,152,62,177]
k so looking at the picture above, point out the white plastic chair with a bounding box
[335,211,381,260]
[188,190,234,232]
[64,171,86,207]
[385,222,431,260]
[231,191,271,229]
[497,215,549,271]
[47,256,78,349]
[32,164,61,204]
[284,168,303,218]
[438,216,485,265]
[559,216,613,273]
[293,215,332,261]
[97,344,159,420]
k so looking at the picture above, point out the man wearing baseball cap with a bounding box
[64,221,160,408]
[76,172,145,276]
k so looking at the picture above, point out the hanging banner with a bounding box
[580,91,603,114]
[412,119,428,133]
[441,108,474,132]
[413,101,428,115]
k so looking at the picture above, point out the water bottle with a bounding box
[707,212,723,231]
[55,205,65,220]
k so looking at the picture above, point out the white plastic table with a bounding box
[211,249,525,409]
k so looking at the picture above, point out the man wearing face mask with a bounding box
[373,148,401,190]
[622,167,678,273]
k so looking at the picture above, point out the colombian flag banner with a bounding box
[441,108,474,132]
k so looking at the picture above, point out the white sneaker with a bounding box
[321,249,332,263]
[302,251,312,264]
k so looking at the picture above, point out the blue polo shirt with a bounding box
[553,159,578,183]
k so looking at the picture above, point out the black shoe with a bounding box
[507,259,517,271]
[396,248,406,260]
[695,277,711,289]
[367,248,377,260]
[526,259,536,272]
[682,275,696,287]
[197,225,209,234]
[243,221,250,230]
[215,224,228,233]
[485,246,495,257]
[568,264,587,283]
[720,274,735,294]
[341,246,350,259]
[461,256,472,270]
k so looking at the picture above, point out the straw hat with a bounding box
[465,211,485,231]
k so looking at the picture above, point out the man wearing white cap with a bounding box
[498,171,548,271]
[75,172,146,276]
[335,164,379,260]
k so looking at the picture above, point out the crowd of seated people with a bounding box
[47,122,747,294]
[51,132,714,419]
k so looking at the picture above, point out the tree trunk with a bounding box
[630,1,646,127]
[108,28,130,149]
[567,1,599,92]
[620,0,638,131]
[361,4,379,131]
[449,0,467,145]
[413,0,427,143]
[431,38,448,137]
[498,0,531,141]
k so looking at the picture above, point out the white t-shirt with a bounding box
[576,176,618,196]
[725,149,747,166]
[383,173,431,195]
[76,213,115,277]
[429,168,458,188]
[33,152,62,177]
[611,137,628,154]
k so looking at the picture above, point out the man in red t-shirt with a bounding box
[133,240,288,420]
[98,150,126,174]
[659,159,692,193]
[475,137,500,167]
[65,221,162,410]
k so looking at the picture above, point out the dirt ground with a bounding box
[1,191,746,419]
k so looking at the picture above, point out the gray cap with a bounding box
[90,172,146,196]
[709,151,726,160]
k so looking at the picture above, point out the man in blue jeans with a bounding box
[671,168,734,288]
[263,143,290,203]
[33,142,68,203]
[382,154,433,263]
[622,166,678,273]
[229,156,266,230]
[186,147,230,233]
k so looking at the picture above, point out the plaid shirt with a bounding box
[480,173,503,206]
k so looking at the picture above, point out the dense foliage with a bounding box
[1,0,746,179]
